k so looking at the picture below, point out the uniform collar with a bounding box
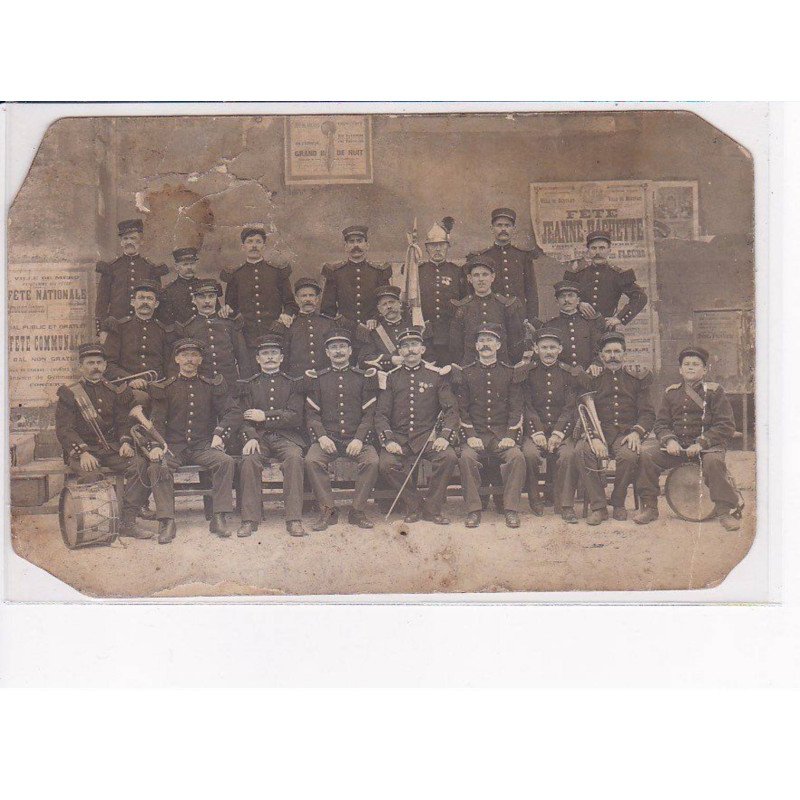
[403,363,422,371]
[331,364,350,372]
[198,311,218,319]
[478,358,498,368]
[134,312,155,322]
[262,368,281,376]
[178,372,199,380]
[82,377,103,385]
[560,309,579,317]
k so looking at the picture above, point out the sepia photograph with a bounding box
[5,106,757,598]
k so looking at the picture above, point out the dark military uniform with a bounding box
[357,307,429,371]
[102,314,173,382]
[576,365,655,510]
[521,359,580,512]
[320,260,393,325]
[177,312,250,389]
[304,365,380,513]
[452,360,527,514]
[418,260,468,365]
[563,259,647,324]
[471,244,540,323]
[237,370,306,524]
[279,311,355,377]
[95,255,168,334]
[636,380,740,510]
[220,260,297,349]
[543,311,605,370]
[157,276,200,326]
[449,293,526,366]
[144,373,241,521]
[375,361,459,516]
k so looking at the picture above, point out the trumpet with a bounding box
[110,370,159,385]
[577,391,608,472]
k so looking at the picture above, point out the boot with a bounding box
[612,506,628,521]
[211,512,231,538]
[237,521,257,538]
[138,504,157,521]
[633,499,659,525]
[586,509,606,526]
[422,510,451,525]
[716,508,741,532]
[119,508,154,539]
[286,520,308,537]
[504,511,520,529]
[348,509,374,529]
[158,519,176,544]
[561,508,579,524]
[311,506,338,531]
[465,511,481,528]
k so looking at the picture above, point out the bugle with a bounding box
[577,391,608,472]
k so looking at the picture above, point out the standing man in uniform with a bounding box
[634,346,741,531]
[279,277,355,378]
[542,280,605,371]
[304,329,380,531]
[449,258,525,366]
[55,343,152,538]
[321,225,392,326]
[102,279,172,389]
[95,218,168,337]
[576,331,655,525]
[158,247,201,326]
[375,328,459,525]
[176,279,250,390]
[452,323,526,529]
[358,285,424,372]
[236,335,307,538]
[418,218,468,366]
[564,230,648,330]
[143,339,241,543]
[220,225,297,375]
[470,208,541,327]
[520,329,581,523]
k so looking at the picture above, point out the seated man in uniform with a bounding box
[55,343,152,538]
[375,327,459,525]
[304,329,380,531]
[452,323,526,529]
[575,331,655,525]
[143,338,241,544]
[520,329,580,523]
[236,335,307,538]
[358,285,425,372]
[634,346,741,531]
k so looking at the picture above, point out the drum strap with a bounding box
[683,382,705,411]
[375,323,397,355]
[72,383,113,451]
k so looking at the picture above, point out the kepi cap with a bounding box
[491,207,517,224]
[342,224,368,239]
[325,329,352,347]
[476,322,504,341]
[78,343,106,360]
[131,279,160,296]
[586,230,612,246]
[465,256,495,274]
[172,338,205,357]
[191,279,223,297]
[294,276,322,294]
[554,280,581,297]
[118,219,144,235]
[253,335,285,353]
[375,284,401,301]
[534,328,562,344]
[240,225,267,242]
[678,346,709,365]
[599,330,626,348]
[396,326,425,345]
[172,247,198,262]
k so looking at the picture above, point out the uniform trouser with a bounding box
[458,442,526,513]
[635,442,739,509]
[148,444,235,520]
[576,434,640,511]
[67,450,150,512]
[305,442,379,512]
[379,444,458,516]
[522,438,578,511]
[239,436,305,522]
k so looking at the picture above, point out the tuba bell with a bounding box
[577,390,608,472]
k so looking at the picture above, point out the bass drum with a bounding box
[58,480,120,549]
[664,462,716,522]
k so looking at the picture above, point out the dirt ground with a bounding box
[10,453,756,598]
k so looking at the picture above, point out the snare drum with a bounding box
[664,461,716,522]
[58,480,120,549]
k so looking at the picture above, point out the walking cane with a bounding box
[384,410,444,521]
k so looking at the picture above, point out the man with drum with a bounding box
[634,346,741,531]
[55,343,152,538]
[358,285,425,372]
[143,338,241,544]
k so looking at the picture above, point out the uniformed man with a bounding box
[176,279,250,390]
[358,285,422,371]
[520,329,581,523]
[279,277,355,377]
[452,323,526,529]
[542,280,605,371]
[418,218,468,366]
[575,332,655,525]
[375,327,459,524]
[634,346,741,531]
[236,335,307,538]
[102,279,172,388]
[563,231,648,330]
[469,207,541,326]
[320,225,393,326]
[143,339,241,543]
[95,218,168,336]
[304,329,380,530]
[450,258,526,366]
[220,225,297,373]
[157,247,201,326]
[55,343,152,538]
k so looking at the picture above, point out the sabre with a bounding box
[384,410,444,521]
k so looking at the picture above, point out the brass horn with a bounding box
[577,391,608,472]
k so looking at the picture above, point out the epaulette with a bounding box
[219,265,243,282]
[376,262,393,272]
[666,383,682,392]
[152,376,176,388]
[450,296,474,307]
[178,315,197,328]
[361,367,378,378]
[154,319,173,332]
[425,362,451,376]
[154,262,170,277]
[705,382,721,391]
[624,364,651,380]
[100,378,128,395]
[495,293,518,307]
[386,365,402,375]
[609,263,625,274]
[321,260,347,272]
[95,260,110,274]
[511,364,529,383]
[104,315,129,331]
[569,258,590,273]
[305,368,318,379]
[461,361,477,369]
[559,362,584,377]
[200,373,225,386]
[285,372,303,381]
[319,312,338,321]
